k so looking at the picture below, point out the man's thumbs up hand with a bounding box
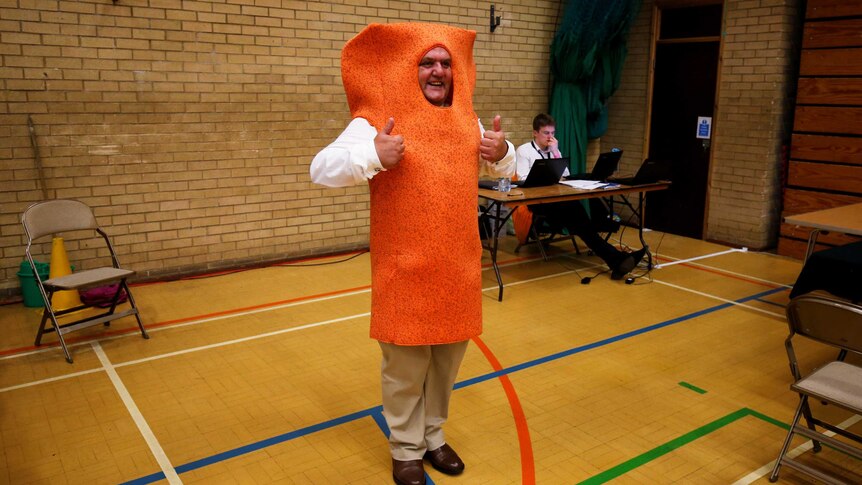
[374,117,404,169]
[480,115,507,162]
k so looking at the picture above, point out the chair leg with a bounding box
[571,236,581,255]
[122,281,149,339]
[530,224,549,261]
[800,398,822,452]
[55,331,74,364]
[34,305,51,346]
[770,397,807,482]
[35,291,75,363]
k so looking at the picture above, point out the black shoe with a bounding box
[423,443,465,475]
[611,248,646,280]
[630,248,647,267]
[611,255,635,280]
[392,459,426,485]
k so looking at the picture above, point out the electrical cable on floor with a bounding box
[137,250,371,284]
[274,249,369,267]
[625,231,666,286]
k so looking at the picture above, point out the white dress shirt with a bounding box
[515,140,569,181]
[311,118,516,187]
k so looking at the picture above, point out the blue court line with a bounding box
[122,286,787,484]
[756,297,787,308]
[121,407,383,485]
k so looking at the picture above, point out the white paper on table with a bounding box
[560,179,608,190]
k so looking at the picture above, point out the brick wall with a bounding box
[604,0,801,250]
[707,0,801,249]
[0,0,562,294]
[603,0,653,176]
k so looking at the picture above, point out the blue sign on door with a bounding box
[696,116,712,139]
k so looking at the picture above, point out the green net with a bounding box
[550,0,641,173]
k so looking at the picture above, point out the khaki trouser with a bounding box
[379,340,469,461]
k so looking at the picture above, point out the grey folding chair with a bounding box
[21,199,148,363]
[769,290,862,483]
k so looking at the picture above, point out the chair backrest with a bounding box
[21,199,99,241]
[786,290,862,355]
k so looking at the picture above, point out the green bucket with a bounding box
[17,260,49,307]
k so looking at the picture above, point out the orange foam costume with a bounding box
[341,23,483,345]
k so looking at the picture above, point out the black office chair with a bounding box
[514,199,618,261]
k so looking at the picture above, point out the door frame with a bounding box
[643,0,725,238]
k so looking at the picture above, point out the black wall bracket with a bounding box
[490,4,501,33]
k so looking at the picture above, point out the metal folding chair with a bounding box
[21,199,148,363]
[769,290,862,483]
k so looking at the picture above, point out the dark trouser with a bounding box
[531,201,625,268]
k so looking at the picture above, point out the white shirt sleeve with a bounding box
[310,118,386,188]
[310,117,515,187]
[477,118,516,179]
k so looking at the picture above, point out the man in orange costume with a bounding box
[310,23,515,485]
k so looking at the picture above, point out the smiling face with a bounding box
[418,47,453,106]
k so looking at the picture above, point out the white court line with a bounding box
[0,250,776,392]
[0,367,103,393]
[92,342,182,484]
[115,313,368,368]
[0,254,560,363]
[657,254,795,289]
[653,280,785,318]
[655,248,747,269]
[732,415,862,484]
[0,288,372,362]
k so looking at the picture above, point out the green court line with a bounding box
[747,408,790,431]
[678,381,707,394]
[577,408,787,484]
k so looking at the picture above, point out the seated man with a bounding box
[515,113,645,280]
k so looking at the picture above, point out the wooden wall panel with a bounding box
[794,106,862,135]
[803,19,862,48]
[780,5,862,258]
[788,160,862,192]
[806,0,862,19]
[791,134,862,164]
[780,222,860,246]
[782,187,862,214]
[778,237,838,260]
[800,48,862,76]
[797,78,862,105]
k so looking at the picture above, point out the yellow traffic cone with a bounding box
[48,237,83,311]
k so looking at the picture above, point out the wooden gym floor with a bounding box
[1,229,861,484]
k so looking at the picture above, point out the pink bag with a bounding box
[80,284,128,308]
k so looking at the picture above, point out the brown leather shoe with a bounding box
[423,443,465,475]
[392,459,425,485]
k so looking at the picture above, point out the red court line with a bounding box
[653,255,785,288]
[472,336,536,485]
[0,284,371,358]
[132,250,370,287]
[2,252,778,358]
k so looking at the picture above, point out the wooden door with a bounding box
[644,4,722,239]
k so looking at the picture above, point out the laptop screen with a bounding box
[517,157,569,188]
[591,151,623,181]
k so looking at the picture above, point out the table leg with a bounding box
[479,201,505,302]
[492,202,504,301]
[804,229,820,263]
[637,192,652,269]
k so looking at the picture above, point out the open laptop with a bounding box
[610,158,672,185]
[513,157,569,188]
[565,150,623,182]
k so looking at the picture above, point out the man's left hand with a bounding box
[480,115,507,163]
